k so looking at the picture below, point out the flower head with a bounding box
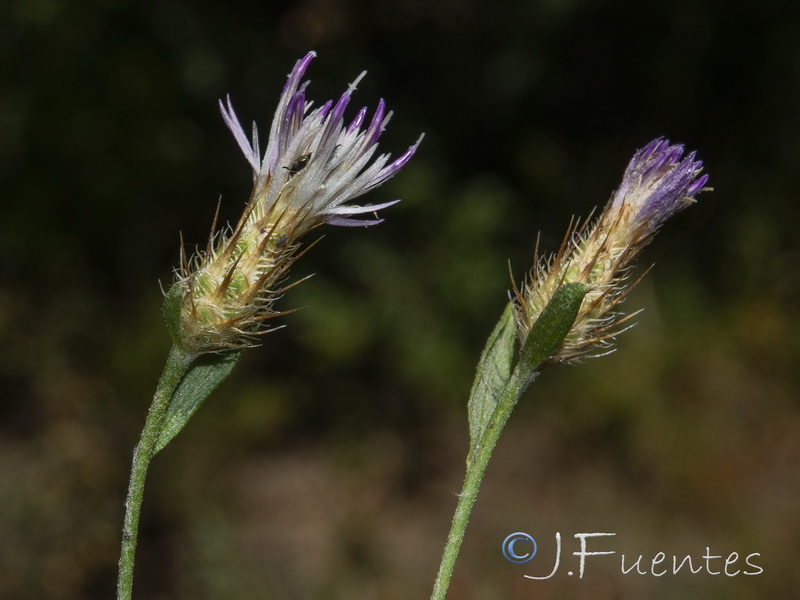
[514,138,709,362]
[219,51,423,230]
[609,137,708,230]
[172,52,421,353]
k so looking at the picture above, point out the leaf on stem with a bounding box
[467,303,517,449]
[517,282,588,383]
[152,350,243,455]
[162,281,185,347]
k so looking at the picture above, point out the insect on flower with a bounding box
[284,153,312,179]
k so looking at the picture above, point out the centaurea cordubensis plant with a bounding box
[429,138,709,599]
[116,51,421,600]
[115,49,709,600]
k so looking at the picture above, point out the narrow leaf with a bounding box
[153,350,243,454]
[467,303,517,448]
[517,282,588,383]
[162,281,185,348]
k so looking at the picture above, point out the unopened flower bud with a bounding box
[514,138,709,362]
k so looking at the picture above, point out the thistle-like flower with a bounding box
[514,138,709,362]
[173,51,422,353]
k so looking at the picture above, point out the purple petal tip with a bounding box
[687,173,710,196]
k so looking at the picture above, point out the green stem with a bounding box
[117,344,197,600]
[430,283,587,600]
[429,366,531,600]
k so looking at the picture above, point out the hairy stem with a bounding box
[430,283,587,600]
[117,345,197,600]
[429,366,531,600]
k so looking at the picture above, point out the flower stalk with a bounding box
[117,345,197,600]
[431,138,709,599]
[431,284,588,600]
[116,52,420,600]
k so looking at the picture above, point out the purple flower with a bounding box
[219,51,423,228]
[514,137,709,362]
[611,137,708,230]
[175,53,422,352]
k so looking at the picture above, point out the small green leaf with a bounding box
[517,282,588,383]
[162,281,185,348]
[467,303,517,449]
[153,350,243,454]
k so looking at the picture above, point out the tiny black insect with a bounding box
[284,153,312,178]
[276,234,288,247]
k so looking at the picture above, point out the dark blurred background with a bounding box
[2,0,799,598]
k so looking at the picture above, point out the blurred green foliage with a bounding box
[1,0,799,598]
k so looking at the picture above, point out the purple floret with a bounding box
[618,138,708,229]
